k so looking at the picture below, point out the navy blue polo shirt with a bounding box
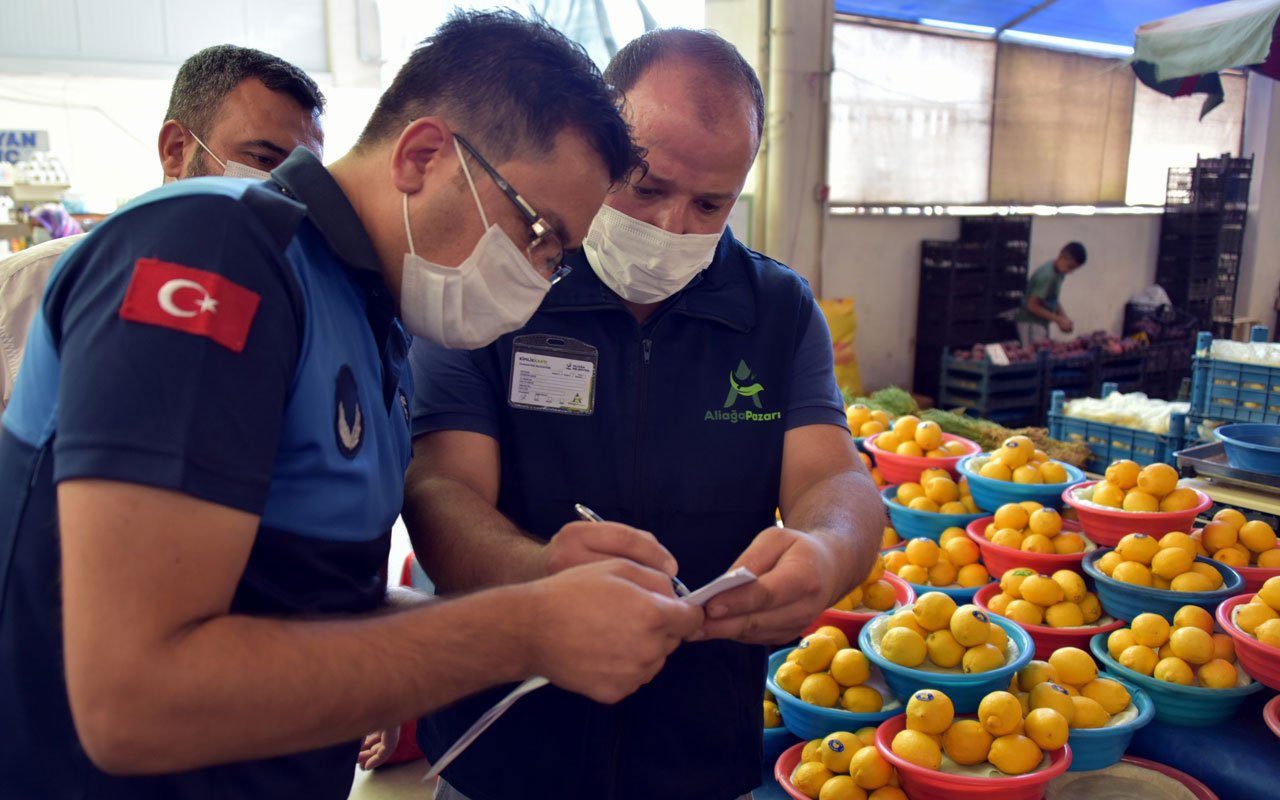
[409,231,847,800]
[0,148,412,799]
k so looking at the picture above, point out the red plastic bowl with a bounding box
[802,571,916,642]
[773,742,808,800]
[864,433,981,485]
[873,713,1070,800]
[965,516,1093,578]
[974,582,1124,661]
[1061,481,1211,547]
[1266,695,1280,740]
[1117,756,1219,800]
[1215,593,1280,691]
[1191,529,1280,592]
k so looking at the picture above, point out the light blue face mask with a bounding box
[188,129,272,180]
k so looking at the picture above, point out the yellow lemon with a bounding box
[1029,682,1076,724]
[1170,571,1215,592]
[882,550,910,574]
[915,421,944,452]
[994,503,1031,531]
[1198,658,1239,688]
[1119,645,1159,676]
[920,467,950,485]
[1038,461,1069,484]
[1081,677,1131,715]
[1105,459,1141,489]
[1235,601,1278,634]
[863,580,898,611]
[872,429,897,450]
[1053,533,1087,554]
[939,526,967,547]
[944,537,980,566]
[978,690,1023,736]
[1049,647,1098,685]
[940,501,971,515]
[870,409,891,427]
[1257,618,1280,648]
[895,482,926,506]
[776,661,809,696]
[905,538,941,568]
[906,688,955,733]
[1211,633,1236,662]
[1201,521,1238,554]
[854,726,878,748]
[1031,449,1051,464]
[800,673,842,707]
[988,734,1043,775]
[1212,508,1247,530]
[881,526,901,548]
[1159,488,1200,512]
[888,609,929,638]
[1151,547,1195,581]
[794,634,839,672]
[913,592,958,631]
[950,604,993,647]
[842,685,885,713]
[1152,575,1172,591]
[1158,531,1198,555]
[880,627,927,668]
[1005,599,1044,626]
[987,591,1013,615]
[1021,534,1054,554]
[1258,549,1280,568]
[1173,606,1216,635]
[1131,613,1172,648]
[963,643,1005,673]
[1024,707,1069,749]
[1020,575,1065,607]
[1019,500,1046,515]
[1260,576,1280,611]
[1017,660,1059,691]
[992,528,1025,550]
[907,496,939,513]
[1213,547,1248,568]
[987,622,1009,650]
[925,629,965,668]
[942,719,993,765]
[764,699,782,727]
[817,775,864,800]
[1026,508,1062,538]
[1112,560,1153,587]
[945,440,969,456]
[1078,592,1102,623]
[928,559,959,587]
[957,563,991,588]
[801,738,825,763]
[1096,550,1125,577]
[1117,533,1160,564]
[961,495,980,514]
[1012,465,1044,484]
[861,421,887,438]
[1122,491,1160,513]
[924,476,959,505]
[1190,562,1224,589]
[846,404,872,430]
[1000,567,1036,598]
[1092,482,1126,508]
[848,745,893,790]
[830,648,871,686]
[1157,641,1176,660]
[898,565,929,585]
[1169,626,1214,665]
[868,788,908,800]
[1070,695,1110,728]
[864,557,886,584]
[998,437,1034,468]
[1050,570,1087,604]
[890,728,941,770]
[815,625,853,651]
[979,459,1013,481]
[792,761,835,799]
[893,415,920,440]
[1137,463,1179,497]
[820,731,863,773]
[1153,657,1194,685]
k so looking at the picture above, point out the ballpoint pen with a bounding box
[574,503,691,598]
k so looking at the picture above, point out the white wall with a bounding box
[823,212,1164,394]
[1241,73,1280,334]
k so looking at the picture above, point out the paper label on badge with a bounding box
[509,334,597,415]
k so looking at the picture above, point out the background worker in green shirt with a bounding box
[1017,241,1087,346]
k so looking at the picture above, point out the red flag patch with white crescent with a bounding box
[118,258,260,352]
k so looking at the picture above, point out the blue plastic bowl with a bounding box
[881,485,987,543]
[765,648,900,740]
[858,608,1033,713]
[1064,675,1154,771]
[1081,548,1243,623]
[1215,423,1280,475]
[956,454,1087,511]
[1089,632,1267,726]
[762,722,800,767]
[896,577,996,605]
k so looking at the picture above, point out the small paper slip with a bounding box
[423,566,757,781]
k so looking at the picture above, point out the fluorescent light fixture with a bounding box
[919,18,996,35]
[1000,29,1134,57]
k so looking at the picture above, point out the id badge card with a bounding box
[508,334,597,415]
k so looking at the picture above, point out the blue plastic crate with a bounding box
[1047,390,1186,473]
[1190,328,1280,424]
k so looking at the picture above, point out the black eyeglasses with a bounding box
[453,134,569,284]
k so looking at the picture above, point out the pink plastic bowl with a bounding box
[974,582,1124,661]
[802,571,917,642]
[864,433,982,485]
[1061,481,1211,547]
[1216,593,1280,692]
[965,516,1093,578]
[1191,529,1280,592]
[873,712,1070,800]
[1265,695,1280,740]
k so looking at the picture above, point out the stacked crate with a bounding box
[1157,154,1252,340]
[1124,303,1197,400]
[913,216,1031,401]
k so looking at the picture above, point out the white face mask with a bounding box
[583,204,722,304]
[399,137,550,349]
[189,129,272,180]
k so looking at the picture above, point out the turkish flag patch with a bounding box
[119,258,260,352]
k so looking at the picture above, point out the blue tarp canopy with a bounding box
[833,1,1211,49]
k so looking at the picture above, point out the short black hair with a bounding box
[1062,241,1088,266]
[357,10,642,186]
[164,45,324,136]
[605,28,765,143]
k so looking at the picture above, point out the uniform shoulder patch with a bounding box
[118,258,260,352]
[335,365,364,458]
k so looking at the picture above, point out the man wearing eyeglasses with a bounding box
[405,28,883,800]
[0,12,703,800]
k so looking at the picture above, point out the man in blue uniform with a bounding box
[0,12,702,799]
[405,29,885,800]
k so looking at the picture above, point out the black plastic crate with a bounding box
[1123,304,1199,342]
[960,215,1032,245]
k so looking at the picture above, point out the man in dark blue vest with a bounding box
[405,29,885,800]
